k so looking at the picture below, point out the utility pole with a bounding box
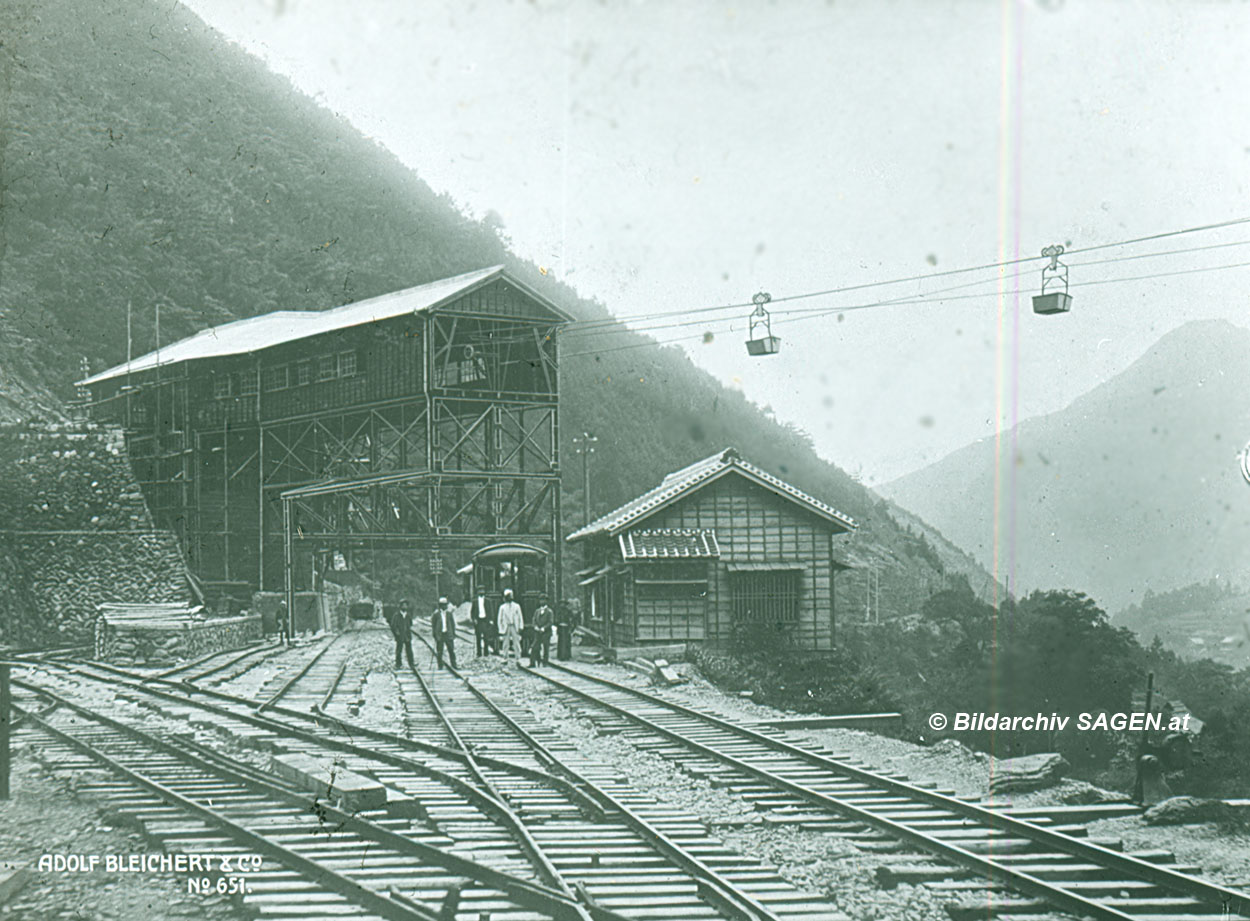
[572,432,598,526]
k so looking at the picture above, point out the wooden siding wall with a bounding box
[627,474,840,649]
[633,560,709,642]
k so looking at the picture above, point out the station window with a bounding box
[730,570,800,623]
[262,365,289,392]
[317,355,337,381]
[338,350,357,377]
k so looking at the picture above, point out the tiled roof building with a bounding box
[569,448,856,648]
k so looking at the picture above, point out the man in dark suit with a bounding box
[471,588,492,657]
[431,596,458,670]
[389,599,414,669]
[555,597,577,661]
[529,595,554,667]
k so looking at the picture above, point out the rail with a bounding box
[530,660,1250,921]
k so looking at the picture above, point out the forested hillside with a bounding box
[1116,580,1250,667]
[0,0,996,608]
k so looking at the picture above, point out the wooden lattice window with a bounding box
[730,570,800,623]
[338,350,357,377]
[262,365,289,391]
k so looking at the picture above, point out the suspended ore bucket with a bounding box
[1032,291,1072,315]
[745,291,781,355]
[1033,244,1072,315]
[746,335,782,356]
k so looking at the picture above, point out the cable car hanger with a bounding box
[745,291,781,356]
[1033,244,1072,315]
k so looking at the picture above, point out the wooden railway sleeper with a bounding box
[32,658,606,822]
[258,636,342,713]
[533,663,1250,921]
[402,657,595,920]
[16,701,446,921]
[15,684,597,921]
[409,630,791,921]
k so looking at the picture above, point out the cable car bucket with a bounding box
[1032,244,1072,315]
[745,291,781,356]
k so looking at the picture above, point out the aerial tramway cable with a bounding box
[558,214,1250,336]
[560,255,1250,360]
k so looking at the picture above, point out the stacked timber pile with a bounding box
[95,603,262,666]
[0,423,191,647]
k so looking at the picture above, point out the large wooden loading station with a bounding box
[78,266,571,604]
[567,448,857,649]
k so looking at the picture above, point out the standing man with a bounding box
[555,597,576,661]
[497,588,524,663]
[431,596,458,670]
[529,595,554,667]
[472,588,491,657]
[390,599,414,669]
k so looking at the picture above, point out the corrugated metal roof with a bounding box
[80,265,570,386]
[619,528,720,560]
[567,448,857,541]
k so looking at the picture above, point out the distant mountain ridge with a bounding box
[882,319,1250,613]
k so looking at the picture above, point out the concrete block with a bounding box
[269,752,386,812]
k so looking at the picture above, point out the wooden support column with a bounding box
[283,498,295,645]
[0,662,10,799]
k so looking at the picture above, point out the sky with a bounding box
[181,0,1250,485]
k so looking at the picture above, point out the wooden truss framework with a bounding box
[88,281,568,608]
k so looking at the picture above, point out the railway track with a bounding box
[13,633,849,921]
[515,659,1250,921]
[11,682,591,921]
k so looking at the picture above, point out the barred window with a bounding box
[730,570,800,623]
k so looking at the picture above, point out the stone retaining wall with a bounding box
[96,614,262,666]
[0,424,192,647]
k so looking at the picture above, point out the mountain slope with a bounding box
[882,319,1250,612]
[0,0,997,613]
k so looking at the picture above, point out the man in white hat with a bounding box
[431,595,458,670]
[497,588,524,663]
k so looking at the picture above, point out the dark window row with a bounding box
[213,351,358,399]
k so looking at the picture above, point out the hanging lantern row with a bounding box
[745,291,781,356]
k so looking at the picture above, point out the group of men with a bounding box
[386,588,574,671]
